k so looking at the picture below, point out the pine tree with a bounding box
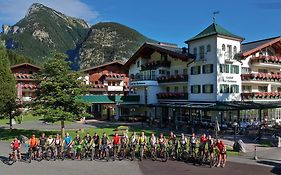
[0,45,17,129]
[33,53,89,136]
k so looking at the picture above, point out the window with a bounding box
[220,84,229,93]
[225,64,230,73]
[233,65,239,74]
[193,48,197,58]
[161,54,168,61]
[174,86,179,93]
[278,87,281,92]
[258,69,268,73]
[174,70,179,75]
[227,45,232,59]
[166,87,170,93]
[203,84,213,93]
[183,86,188,93]
[191,66,201,75]
[166,71,170,76]
[183,69,188,75]
[233,46,237,54]
[203,64,213,74]
[137,61,140,67]
[191,85,201,93]
[242,67,251,74]
[230,85,239,93]
[207,44,211,52]
[258,86,267,92]
[199,46,205,59]
[222,44,226,51]
[242,85,252,93]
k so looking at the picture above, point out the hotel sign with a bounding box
[130,81,158,86]
[222,76,237,83]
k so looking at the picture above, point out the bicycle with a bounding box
[178,144,188,162]
[45,146,55,161]
[150,145,157,161]
[158,144,168,162]
[139,143,145,161]
[118,143,127,161]
[129,143,136,161]
[8,148,21,164]
[62,145,74,161]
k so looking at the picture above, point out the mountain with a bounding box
[1,3,155,69]
[0,3,89,64]
[78,22,155,69]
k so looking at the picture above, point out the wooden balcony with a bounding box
[157,92,188,99]
[89,84,107,92]
[141,60,171,70]
[157,74,188,83]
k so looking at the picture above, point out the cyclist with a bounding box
[100,132,110,160]
[82,133,92,158]
[129,132,138,160]
[199,133,207,161]
[149,133,157,150]
[112,133,121,160]
[38,133,47,157]
[10,137,21,161]
[189,133,197,157]
[215,139,227,167]
[138,131,147,160]
[73,134,82,160]
[207,135,215,159]
[92,133,100,159]
[63,132,73,158]
[120,131,129,158]
[168,131,178,159]
[46,135,55,158]
[54,134,62,159]
[29,134,39,159]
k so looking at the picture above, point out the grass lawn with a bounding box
[0,113,43,125]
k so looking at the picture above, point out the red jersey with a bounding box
[12,140,20,149]
[200,136,207,143]
[216,141,225,152]
[112,136,120,145]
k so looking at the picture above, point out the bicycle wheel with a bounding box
[106,149,110,162]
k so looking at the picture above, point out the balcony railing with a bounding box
[89,84,107,91]
[130,75,157,81]
[250,56,281,65]
[241,92,281,100]
[157,74,188,83]
[241,73,281,82]
[105,73,126,81]
[141,60,171,70]
[157,92,188,99]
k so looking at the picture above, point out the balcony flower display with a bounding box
[157,92,188,99]
[157,74,188,83]
[141,60,171,70]
[242,92,281,100]
[251,56,281,64]
[241,73,281,82]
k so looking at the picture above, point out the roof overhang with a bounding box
[124,42,194,68]
[10,63,41,70]
[242,37,281,57]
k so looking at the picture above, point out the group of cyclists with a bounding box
[9,130,227,168]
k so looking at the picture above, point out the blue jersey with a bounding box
[64,136,72,145]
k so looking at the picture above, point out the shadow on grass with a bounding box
[0,128,58,141]
[257,160,281,175]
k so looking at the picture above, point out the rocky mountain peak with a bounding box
[26,3,47,17]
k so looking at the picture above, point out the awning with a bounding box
[79,95,140,104]
[152,101,281,111]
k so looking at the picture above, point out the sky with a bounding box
[0,0,281,47]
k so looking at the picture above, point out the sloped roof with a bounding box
[10,62,41,70]
[185,23,244,43]
[81,61,125,73]
[125,42,194,68]
[241,36,281,57]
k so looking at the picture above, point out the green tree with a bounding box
[0,45,17,129]
[33,53,89,136]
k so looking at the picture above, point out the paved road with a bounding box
[1,141,280,175]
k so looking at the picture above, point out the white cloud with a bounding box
[0,0,98,24]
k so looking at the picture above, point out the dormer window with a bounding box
[207,44,211,52]
[222,44,226,51]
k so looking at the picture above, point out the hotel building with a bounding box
[125,22,281,128]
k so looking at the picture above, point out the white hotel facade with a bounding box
[124,22,281,128]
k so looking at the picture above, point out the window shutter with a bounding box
[203,65,206,74]
[210,64,213,73]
